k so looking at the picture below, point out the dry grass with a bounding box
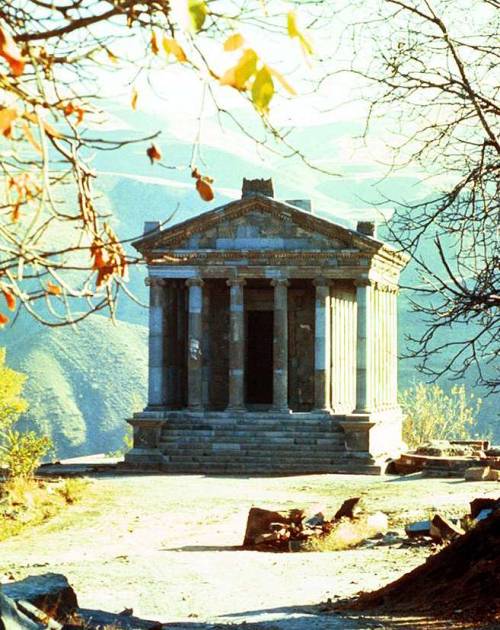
[0,476,88,541]
[306,513,389,551]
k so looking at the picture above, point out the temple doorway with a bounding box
[246,310,273,405]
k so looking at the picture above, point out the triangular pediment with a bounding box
[134,195,382,255]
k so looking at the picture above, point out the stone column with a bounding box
[354,280,372,413]
[227,278,246,411]
[186,277,204,411]
[313,278,331,412]
[146,277,165,408]
[271,278,289,411]
[164,282,177,408]
[175,281,187,408]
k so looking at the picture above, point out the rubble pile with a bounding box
[393,439,500,478]
[340,499,500,624]
[243,498,388,551]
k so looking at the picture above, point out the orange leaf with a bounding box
[0,23,25,76]
[196,177,214,202]
[46,281,62,295]
[11,202,20,223]
[131,87,138,110]
[151,31,159,55]
[0,107,17,137]
[146,143,162,164]
[0,312,9,327]
[162,37,187,62]
[1,287,16,311]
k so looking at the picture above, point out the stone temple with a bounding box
[125,178,409,474]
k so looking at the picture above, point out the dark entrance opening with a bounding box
[246,310,273,405]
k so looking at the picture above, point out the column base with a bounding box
[339,408,403,460]
[125,416,165,468]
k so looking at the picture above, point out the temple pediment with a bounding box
[133,194,381,256]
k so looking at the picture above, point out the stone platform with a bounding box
[125,411,393,475]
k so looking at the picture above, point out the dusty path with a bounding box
[1,473,497,629]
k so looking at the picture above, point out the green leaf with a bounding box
[188,0,208,32]
[251,65,274,114]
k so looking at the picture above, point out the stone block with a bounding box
[3,574,78,623]
[464,466,490,481]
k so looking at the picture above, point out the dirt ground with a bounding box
[1,472,498,629]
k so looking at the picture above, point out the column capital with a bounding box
[226,278,247,288]
[313,277,332,288]
[354,278,373,288]
[185,277,204,288]
[145,277,167,287]
[271,278,290,288]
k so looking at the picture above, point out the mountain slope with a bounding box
[6,315,147,457]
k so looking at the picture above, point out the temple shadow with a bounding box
[160,545,244,552]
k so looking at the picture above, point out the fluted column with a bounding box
[186,277,204,411]
[146,277,166,408]
[164,282,177,409]
[271,278,289,411]
[354,279,372,413]
[313,278,332,412]
[227,278,246,411]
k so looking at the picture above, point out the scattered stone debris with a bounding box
[393,439,500,478]
[335,504,500,626]
[0,573,162,630]
[243,500,388,551]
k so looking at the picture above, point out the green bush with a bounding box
[0,348,52,478]
[400,383,482,449]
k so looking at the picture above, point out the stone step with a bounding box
[159,436,344,446]
[160,429,343,439]
[159,462,376,475]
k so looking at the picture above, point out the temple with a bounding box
[125,178,409,474]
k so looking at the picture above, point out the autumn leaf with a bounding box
[0,22,26,76]
[220,49,258,91]
[252,65,274,114]
[22,121,42,154]
[192,168,214,202]
[150,31,159,55]
[0,312,9,327]
[107,49,118,63]
[0,108,18,137]
[46,281,62,296]
[196,177,214,202]
[63,102,85,124]
[270,68,296,95]
[162,37,187,62]
[146,143,162,163]
[1,286,16,311]
[24,111,62,139]
[188,0,208,32]
[131,87,138,110]
[224,33,244,52]
[287,11,313,56]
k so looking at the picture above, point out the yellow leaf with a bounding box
[251,65,274,114]
[0,107,17,137]
[269,68,296,96]
[22,121,42,154]
[150,31,159,55]
[287,11,313,56]
[107,49,118,64]
[224,33,244,52]
[131,87,138,110]
[162,37,187,63]
[220,48,258,91]
[188,0,208,32]
[23,112,62,139]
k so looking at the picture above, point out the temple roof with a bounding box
[133,193,407,268]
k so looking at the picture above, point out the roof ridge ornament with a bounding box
[241,177,274,198]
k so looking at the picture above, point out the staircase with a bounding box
[158,412,382,474]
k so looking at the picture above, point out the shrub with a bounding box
[400,383,481,449]
[0,348,53,479]
[1,429,52,479]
